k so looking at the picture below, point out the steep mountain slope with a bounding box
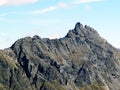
[0,22,120,90]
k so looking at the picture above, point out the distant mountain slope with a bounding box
[0,22,120,90]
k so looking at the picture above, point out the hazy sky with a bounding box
[0,0,120,49]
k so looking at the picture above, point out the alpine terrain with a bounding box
[0,22,120,90]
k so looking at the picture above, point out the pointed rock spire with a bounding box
[74,22,83,30]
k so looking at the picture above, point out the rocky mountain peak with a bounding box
[66,22,100,41]
[32,35,41,40]
[0,22,120,90]
[74,22,83,30]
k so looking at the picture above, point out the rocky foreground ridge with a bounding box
[0,22,120,90]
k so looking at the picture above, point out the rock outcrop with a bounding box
[0,22,120,90]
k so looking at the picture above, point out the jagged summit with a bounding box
[74,22,83,30]
[0,22,120,90]
[66,22,100,43]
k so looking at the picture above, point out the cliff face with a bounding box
[0,22,120,90]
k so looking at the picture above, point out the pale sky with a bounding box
[0,0,120,49]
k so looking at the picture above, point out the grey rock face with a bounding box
[0,22,120,90]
